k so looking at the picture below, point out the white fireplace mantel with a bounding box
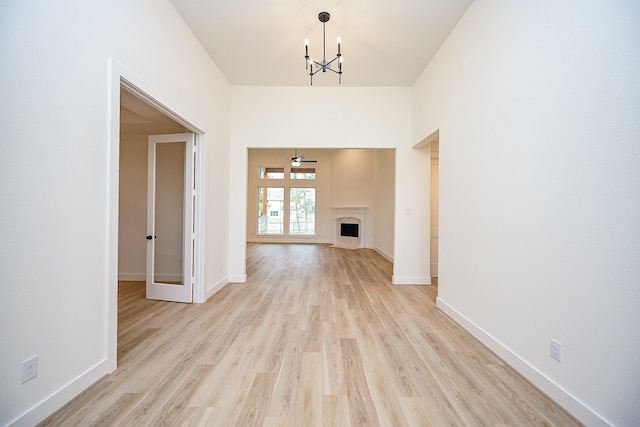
[330,207,369,217]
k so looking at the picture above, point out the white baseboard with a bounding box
[228,274,247,283]
[9,359,109,427]
[205,277,229,301]
[118,273,145,281]
[436,297,611,427]
[391,276,431,285]
[373,247,393,262]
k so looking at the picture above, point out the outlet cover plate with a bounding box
[21,355,38,384]
[550,339,562,362]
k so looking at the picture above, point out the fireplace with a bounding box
[340,223,359,238]
[331,207,368,249]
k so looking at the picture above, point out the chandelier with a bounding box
[304,12,342,85]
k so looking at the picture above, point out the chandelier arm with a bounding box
[325,57,338,66]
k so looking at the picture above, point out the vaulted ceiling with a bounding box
[121,1,473,131]
[169,0,473,87]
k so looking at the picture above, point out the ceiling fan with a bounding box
[290,149,317,167]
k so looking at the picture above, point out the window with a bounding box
[289,188,316,235]
[257,187,284,234]
[290,167,316,180]
[259,167,284,179]
[256,165,317,237]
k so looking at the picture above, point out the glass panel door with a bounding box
[146,133,194,303]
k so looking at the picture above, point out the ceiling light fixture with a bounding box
[304,12,342,85]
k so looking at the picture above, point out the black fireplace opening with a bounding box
[340,223,359,238]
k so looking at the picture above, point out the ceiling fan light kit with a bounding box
[304,11,342,85]
[291,149,317,166]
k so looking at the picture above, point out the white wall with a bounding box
[0,1,231,425]
[229,87,429,284]
[329,149,375,208]
[373,150,396,260]
[413,1,640,425]
[119,134,149,279]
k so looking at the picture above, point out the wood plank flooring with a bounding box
[40,243,581,426]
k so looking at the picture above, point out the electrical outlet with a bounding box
[21,355,38,384]
[550,339,562,362]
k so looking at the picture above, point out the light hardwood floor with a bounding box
[40,243,581,426]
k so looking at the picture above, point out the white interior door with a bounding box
[146,133,195,302]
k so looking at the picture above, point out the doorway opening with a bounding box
[108,66,206,372]
[117,79,205,304]
[430,140,439,293]
[411,129,439,294]
[118,88,187,284]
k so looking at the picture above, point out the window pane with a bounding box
[258,187,284,234]
[290,167,316,180]
[259,167,284,179]
[289,188,315,235]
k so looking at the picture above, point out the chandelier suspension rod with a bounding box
[322,18,326,70]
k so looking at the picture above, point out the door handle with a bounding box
[146,235,156,240]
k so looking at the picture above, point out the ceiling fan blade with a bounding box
[289,150,317,165]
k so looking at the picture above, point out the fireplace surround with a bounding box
[331,207,368,249]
